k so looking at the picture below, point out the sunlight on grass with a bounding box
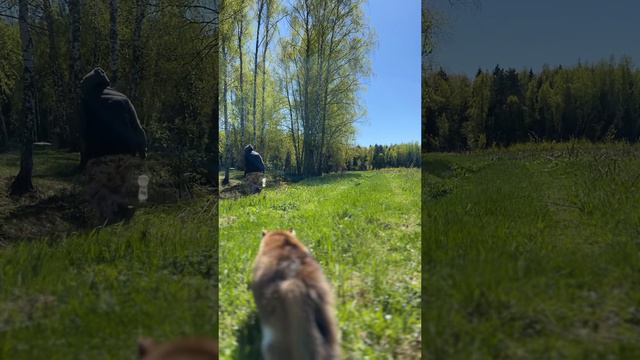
[423,142,640,358]
[220,169,421,359]
[0,149,217,358]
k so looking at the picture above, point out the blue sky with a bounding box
[430,0,640,77]
[356,0,421,146]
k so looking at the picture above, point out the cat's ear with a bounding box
[289,228,296,236]
[138,337,156,359]
[261,229,268,237]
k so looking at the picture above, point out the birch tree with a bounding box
[42,0,67,146]
[10,0,36,195]
[251,0,265,146]
[234,0,248,148]
[68,0,81,153]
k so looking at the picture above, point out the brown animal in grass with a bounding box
[251,229,340,360]
[137,337,218,360]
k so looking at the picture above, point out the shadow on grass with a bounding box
[297,172,364,187]
[34,162,81,179]
[232,310,262,360]
[423,158,454,178]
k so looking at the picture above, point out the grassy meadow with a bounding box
[219,169,421,359]
[423,141,640,358]
[0,149,217,358]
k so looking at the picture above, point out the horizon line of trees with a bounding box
[425,56,640,152]
[343,142,420,172]
[219,139,420,175]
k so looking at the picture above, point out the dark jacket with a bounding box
[80,67,147,168]
[244,145,265,175]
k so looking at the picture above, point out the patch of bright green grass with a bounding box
[220,169,421,359]
[423,142,640,358]
[0,201,217,358]
[0,149,217,358]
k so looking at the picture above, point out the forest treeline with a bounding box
[344,143,420,171]
[425,57,640,152]
[258,142,420,175]
[219,0,373,180]
[0,0,217,193]
[223,139,420,174]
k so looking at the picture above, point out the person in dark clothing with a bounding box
[243,145,266,194]
[244,144,265,175]
[79,67,147,169]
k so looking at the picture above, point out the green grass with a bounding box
[220,169,421,359]
[0,149,217,358]
[423,141,640,359]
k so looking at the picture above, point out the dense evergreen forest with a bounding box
[0,0,217,194]
[425,57,640,152]
[219,0,392,180]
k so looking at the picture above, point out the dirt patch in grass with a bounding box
[0,151,211,244]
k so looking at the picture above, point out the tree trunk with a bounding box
[90,0,99,65]
[222,43,230,185]
[109,0,119,87]
[10,0,37,196]
[237,16,246,148]
[0,111,8,150]
[43,0,66,145]
[301,0,314,176]
[285,77,301,176]
[318,0,340,174]
[68,0,82,154]
[206,0,220,188]
[251,0,264,148]
[130,0,146,105]
[258,0,271,153]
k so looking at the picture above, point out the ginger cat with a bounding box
[137,337,218,360]
[251,229,339,360]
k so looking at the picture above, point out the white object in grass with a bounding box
[262,177,266,188]
[138,174,149,203]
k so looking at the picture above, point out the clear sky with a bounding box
[430,0,640,77]
[356,0,421,146]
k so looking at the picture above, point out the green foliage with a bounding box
[220,0,373,177]
[426,57,640,151]
[0,22,20,103]
[1,0,216,173]
[423,143,640,358]
[347,143,421,172]
[220,169,421,359]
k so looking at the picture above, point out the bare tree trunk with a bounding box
[109,0,119,86]
[237,15,246,150]
[11,0,37,196]
[207,0,220,188]
[251,0,265,148]
[318,0,341,174]
[68,0,82,154]
[222,43,231,185]
[258,0,271,152]
[314,4,327,174]
[0,111,8,149]
[284,71,301,176]
[90,0,99,65]
[43,0,66,146]
[300,0,316,176]
[130,0,146,105]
